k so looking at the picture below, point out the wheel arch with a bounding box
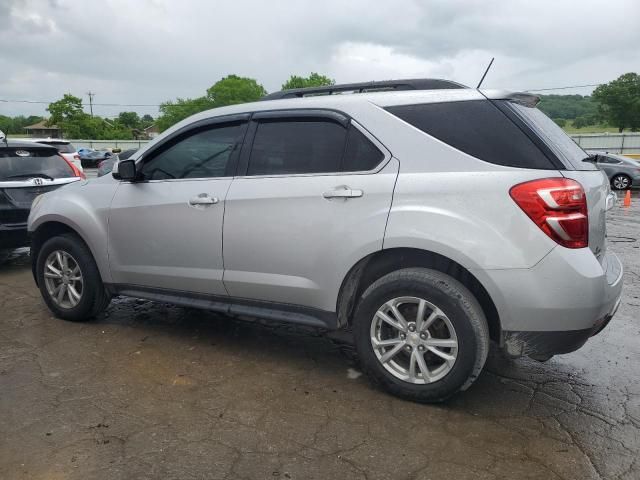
[336,247,502,341]
[31,220,103,286]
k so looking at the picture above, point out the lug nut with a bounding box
[408,323,416,332]
[418,345,425,352]
[400,333,406,340]
[405,345,412,352]
[420,332,427,340]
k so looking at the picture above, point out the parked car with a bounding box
[1,139,84,260]
[97,149,136,177]
[28,79,623,402]
[32,139,83,173]
[79,149,113,168]
[592,152,640,190]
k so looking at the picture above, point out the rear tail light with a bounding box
[509,178,588,249]
[59,154,86,180]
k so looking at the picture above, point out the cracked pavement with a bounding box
[1,191,639,480]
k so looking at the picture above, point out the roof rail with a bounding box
[261,78,466,101]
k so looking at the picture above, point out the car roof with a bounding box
[1,140,58,150]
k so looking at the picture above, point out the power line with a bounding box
[524,83,602,92]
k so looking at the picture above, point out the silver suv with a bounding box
[28,79,623,402]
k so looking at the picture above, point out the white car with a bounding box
[32,139,83,172]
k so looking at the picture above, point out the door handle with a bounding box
[189,194,219,206]
[322,187,363,199]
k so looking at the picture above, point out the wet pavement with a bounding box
[1,191,639,480]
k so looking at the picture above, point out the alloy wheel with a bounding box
[43,250,84,309]
[370,296,458,384]
[613,175,630,190]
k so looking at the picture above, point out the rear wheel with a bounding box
[612,174,631,190]
[36,234,110,321]
[353,268,489,403]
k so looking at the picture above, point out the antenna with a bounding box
[86,91,95,117]
[476,57,495,89]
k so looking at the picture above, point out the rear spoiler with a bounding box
[480,90,541,108]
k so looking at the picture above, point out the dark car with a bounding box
[1,140,84,259]
[97,148,137,177]
[79,149,113,168]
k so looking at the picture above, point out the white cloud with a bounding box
[0,0,638,117]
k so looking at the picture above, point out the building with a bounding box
[143,124,160,139]
[24,120,61,138]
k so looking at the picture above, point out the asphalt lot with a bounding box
[1,190,639,480]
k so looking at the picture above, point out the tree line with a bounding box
[1,72,638,138]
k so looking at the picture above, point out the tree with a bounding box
[592,73,640,132]
[117,111,141,129]
[206,74,267,106]
[156,75,267,132]
[553,118,567,128]
[141,114,154,128]
[155,96,214,132]
[46,94,84,125]
[281,72,335,90]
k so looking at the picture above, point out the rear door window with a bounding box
[247,119,347,175]
[0,148,74,180]
[385,100,558,170]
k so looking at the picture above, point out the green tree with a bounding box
[46,94,84,125]
[553,118,567,128]
[592,73,640,132]
[206,74,267,106]
[117,111,141,129]
[141,114,154,128]
[155,96,214,132]
[281,72,335,90]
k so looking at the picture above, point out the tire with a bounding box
[611,174,631,190]
[353,268,489,403]
[36,233,110,322]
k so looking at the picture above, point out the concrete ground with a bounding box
[1,191,639,480]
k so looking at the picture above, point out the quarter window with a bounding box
[342,126,384,172]
[141,122,246,180]
[247,119,347,175]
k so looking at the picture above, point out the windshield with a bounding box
[508,102,597,171]
[0,148,74,180]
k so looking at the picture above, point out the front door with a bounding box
[108,120,247,295]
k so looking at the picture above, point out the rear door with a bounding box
[223,111,398,312]
[108,118,248,295]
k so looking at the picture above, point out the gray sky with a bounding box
[1,0,639,118]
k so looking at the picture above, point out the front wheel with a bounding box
[612,174,631,190]
[36,234,110,322]
[353,268,489,403]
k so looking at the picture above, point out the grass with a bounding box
[563,123,623,134]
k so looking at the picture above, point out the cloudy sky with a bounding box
[1,0,639,118]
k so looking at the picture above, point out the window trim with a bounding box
[235,110,390,179]
[137,114,250,183]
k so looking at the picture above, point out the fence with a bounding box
[67,133,640,156]
[571,133,640,155]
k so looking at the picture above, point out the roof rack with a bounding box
[261,78,466,101]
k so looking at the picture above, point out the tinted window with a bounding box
[141,123,245,180]
[0,148,74,180]
[508,102,594,171]
[342,126,384,171]
[598,156,621,164]
[386,101,556,170]
[248,119,346,175]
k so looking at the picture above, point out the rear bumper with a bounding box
[0,223,29,250]
[476,247,623,357]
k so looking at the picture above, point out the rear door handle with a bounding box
[322,187,363,199]
[189,194,219,206]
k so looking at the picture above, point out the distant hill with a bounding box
[537,94,599,121]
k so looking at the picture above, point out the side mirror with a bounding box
[113,159,137,181]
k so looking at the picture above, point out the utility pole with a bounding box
[86,91,95,117]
